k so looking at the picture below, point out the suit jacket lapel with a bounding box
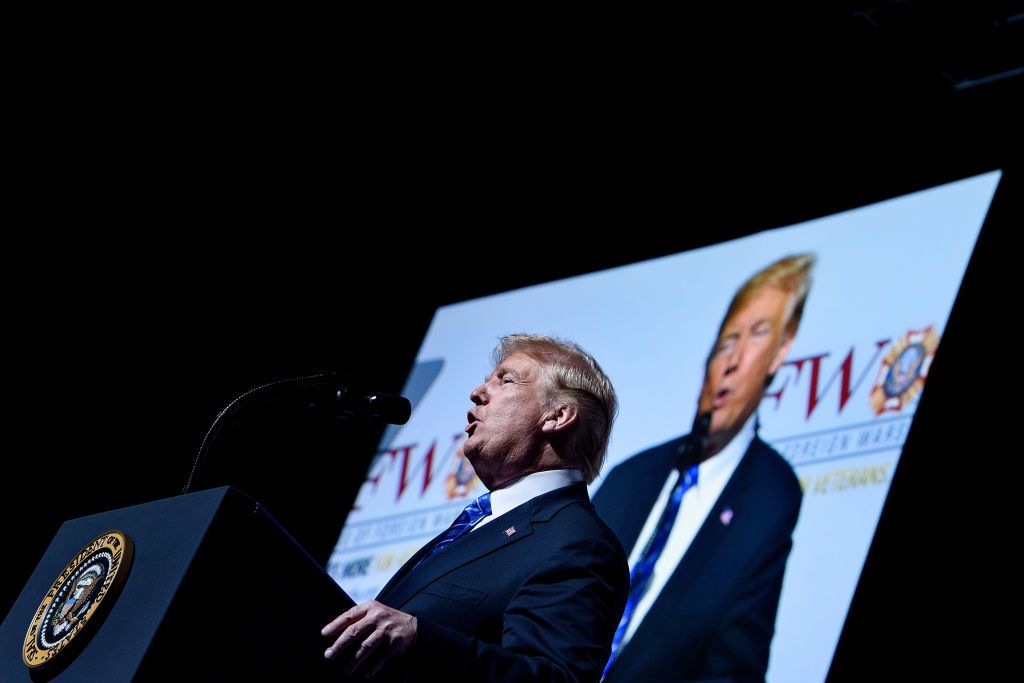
[376,526,448,601]
[613,442,680,552]
[377,483,590,610]
[670,438,759,582]
[379,500,537,610]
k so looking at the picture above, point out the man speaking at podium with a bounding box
[321,334,629,682]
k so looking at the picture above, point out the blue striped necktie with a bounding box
[603,464,699,679]
[427,492,492,557]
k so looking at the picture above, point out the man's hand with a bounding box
[322,600,417,677]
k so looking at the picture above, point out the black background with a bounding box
[4,6,1020,680]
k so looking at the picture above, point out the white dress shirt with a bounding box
[620,414,755,645]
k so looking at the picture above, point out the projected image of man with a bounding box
[595,254,814,683]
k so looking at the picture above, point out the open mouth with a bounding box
[712,388,730,409]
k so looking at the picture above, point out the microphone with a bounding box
[310,386,412,426]
[182,373,411,494]
[215,377,411,426]
[676,411,712,470]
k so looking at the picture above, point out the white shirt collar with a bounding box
[478,469,583,527]
[701,412,756,482]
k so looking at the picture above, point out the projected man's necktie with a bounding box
[603,464,699,678]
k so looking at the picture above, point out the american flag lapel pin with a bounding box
[504,526,516,537]
[720,508,734,526]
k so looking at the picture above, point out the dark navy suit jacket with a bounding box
[376,483,629,683]
[593,436,802,683]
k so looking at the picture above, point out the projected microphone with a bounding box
[676,411,712,470]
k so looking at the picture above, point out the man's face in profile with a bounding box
[698,286,796,447]
[464,352,548,488]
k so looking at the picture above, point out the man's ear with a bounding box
[541,404,578,434]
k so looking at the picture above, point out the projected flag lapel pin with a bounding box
[504,526,516,537]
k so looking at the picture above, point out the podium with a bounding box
[0,487,354,681]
